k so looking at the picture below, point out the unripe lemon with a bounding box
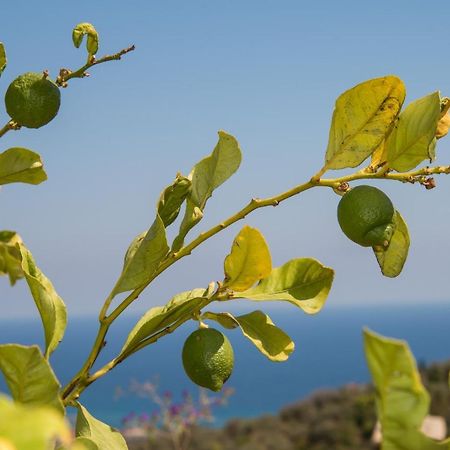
[337,185,395,247]
[5,72,61,128]
[182,328,234,392]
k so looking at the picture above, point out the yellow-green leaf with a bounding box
[203,310,294,361]
[0,43,6,77]
[223,226,272,291]
[373,210,410,278]
[0,345,64,414]
[0,147,47,185]
[157,174,191,227]
[363,329,450,449]
[113,215,169,295]
[75,403,128,449]
[190,130,242,209]
[0,231,24,285]
[236,258,334,314]
[386,92,441,172]
[325,76,406,170]
[119,288,211,357]
[171,199,203,252]
[72,23,99,56]
[0,395,71,450]
[19,244,67,358]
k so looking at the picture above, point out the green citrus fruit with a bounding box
[5,72,61,128]
[182,327,234,392]
[337,185,395,247]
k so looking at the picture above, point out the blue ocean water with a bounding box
[0,303,449,428]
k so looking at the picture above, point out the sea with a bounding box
[0,303,449,428]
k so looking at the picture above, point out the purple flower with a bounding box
[169,404,182,416]
[139,412,150,422]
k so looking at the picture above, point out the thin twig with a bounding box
[56,45,135,87]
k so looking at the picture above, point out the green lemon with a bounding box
[337,185,395,247]
[182,327,234,392]
[5,72,61,128]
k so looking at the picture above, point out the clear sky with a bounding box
[1,0,450,317]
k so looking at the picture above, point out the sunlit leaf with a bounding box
[0,43,6,77]
[172,131,241,251]
[325,76,405,170]
[0,395,71,450]
[0,148,47,185]
[75,403,128,449]
[190,130,242,209]
[373,210,410,278]
[58,437,99,450]
[18,244,67,357]
[203,310,294,361]
[363,329,450,449]
[223,226,272,291]
[236,258,334,314]
[436,113,450,139]
[0,231,24,285]
[0,345,64,414]
[120,288,210,357]
[386,92,441,172]
[157,174,191,227]
[113,215,169,295]
[72,23,99,56]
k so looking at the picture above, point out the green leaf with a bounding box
[0,231,24,285]
[157,174,191,227]
[0,345,64,414]
[171,199,203,252]
[72,23,99,55]
[0,395,71,450]
[120,288,210,357]
[19,244,67,358]
[236,258,334,314]
[363,329,450,449]
[386,92,442,172]
[75,403,128,449]
[0,147,47,185]
[373,210,410,278]
[325,76,406,170]
[203,310,294,361]
[223,226,272,291]
[0,43,6,77]
[57,437,99,450]
[190,130,242,209]
[113,215,169,295]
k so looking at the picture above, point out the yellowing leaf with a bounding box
[373,210,410,278]
[386,92,441,172]
[436,113,450,139]
[325,76,405,170]
[203,310,294,361]
[0,148,47,185]
[0,43,6,77]
[237,258,334,314]
[223,226,272,291]
[0,345,64,414]
[72,23,99,55]
[19,244,67,358]
[0,231,24,285]
[75,403,127,449]
[0,396,70,450]
[363,329,450,449]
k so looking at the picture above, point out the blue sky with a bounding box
[1,0,450,317]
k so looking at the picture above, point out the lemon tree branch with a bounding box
[56,45,135,87]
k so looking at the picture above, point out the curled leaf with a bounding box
[157,174,191,227]
[72,23,99,56]
[203,310,294,362]
[0,231,24,285]
[0,43,6,77]
[373,210,410,278]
